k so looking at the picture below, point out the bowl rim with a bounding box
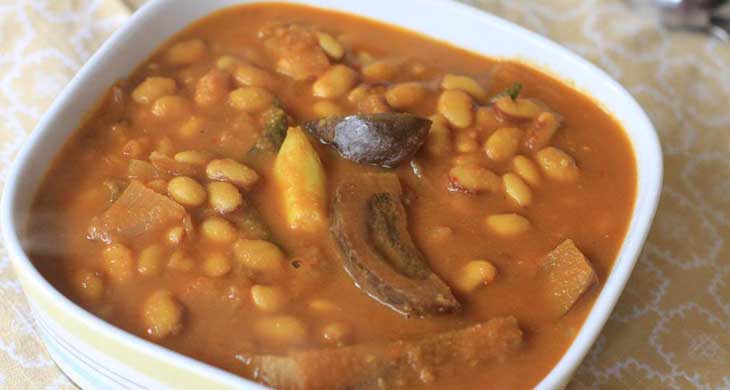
[1,0,663,389]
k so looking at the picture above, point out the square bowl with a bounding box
[1,0,662,389]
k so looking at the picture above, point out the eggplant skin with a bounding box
[331,173,460,317]
[248,100,290,155]
[241,316,522,390]
[367,193,431,280]
[304,113,431,168]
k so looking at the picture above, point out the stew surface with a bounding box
[28,3,636,389]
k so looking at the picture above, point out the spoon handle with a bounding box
[709,15,730,41]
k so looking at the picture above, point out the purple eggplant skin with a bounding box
[304,113,431,168]
[331,173,461,317]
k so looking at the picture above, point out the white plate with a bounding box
[1,1,662,389]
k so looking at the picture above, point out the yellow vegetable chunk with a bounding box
[538,239,597,317]
[272,126,327,233]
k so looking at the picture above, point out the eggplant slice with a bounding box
[240,316,522,390]
[331,173,460,317]
[367,193,432,280]
[304,113,431,168]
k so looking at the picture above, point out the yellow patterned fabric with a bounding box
[0,4,130,389]
[0,1,728,388]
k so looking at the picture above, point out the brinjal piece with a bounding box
[102,178,127,205]
[331,173,460,317]
[367,193,430,280]
[537,239,597,318]
[88,180,187,243]
[249,99,290,155]
[304,113,431,168]
[240,316,522,390]
[127,159,162,181]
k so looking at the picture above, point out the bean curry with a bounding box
[27,3,636,389]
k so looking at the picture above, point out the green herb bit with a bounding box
[248,98,290,155]
[492,82,523,101]
[505,82,522,100]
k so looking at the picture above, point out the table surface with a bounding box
[1,1,728,389]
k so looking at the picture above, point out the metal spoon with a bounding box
[629,0,730,41]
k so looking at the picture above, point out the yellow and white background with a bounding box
[0,0,728,388]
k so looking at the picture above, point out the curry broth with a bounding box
[29,3,636,389]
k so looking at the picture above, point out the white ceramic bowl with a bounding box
[1,0,663,389]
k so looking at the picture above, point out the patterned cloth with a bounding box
[0,1,728,389]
